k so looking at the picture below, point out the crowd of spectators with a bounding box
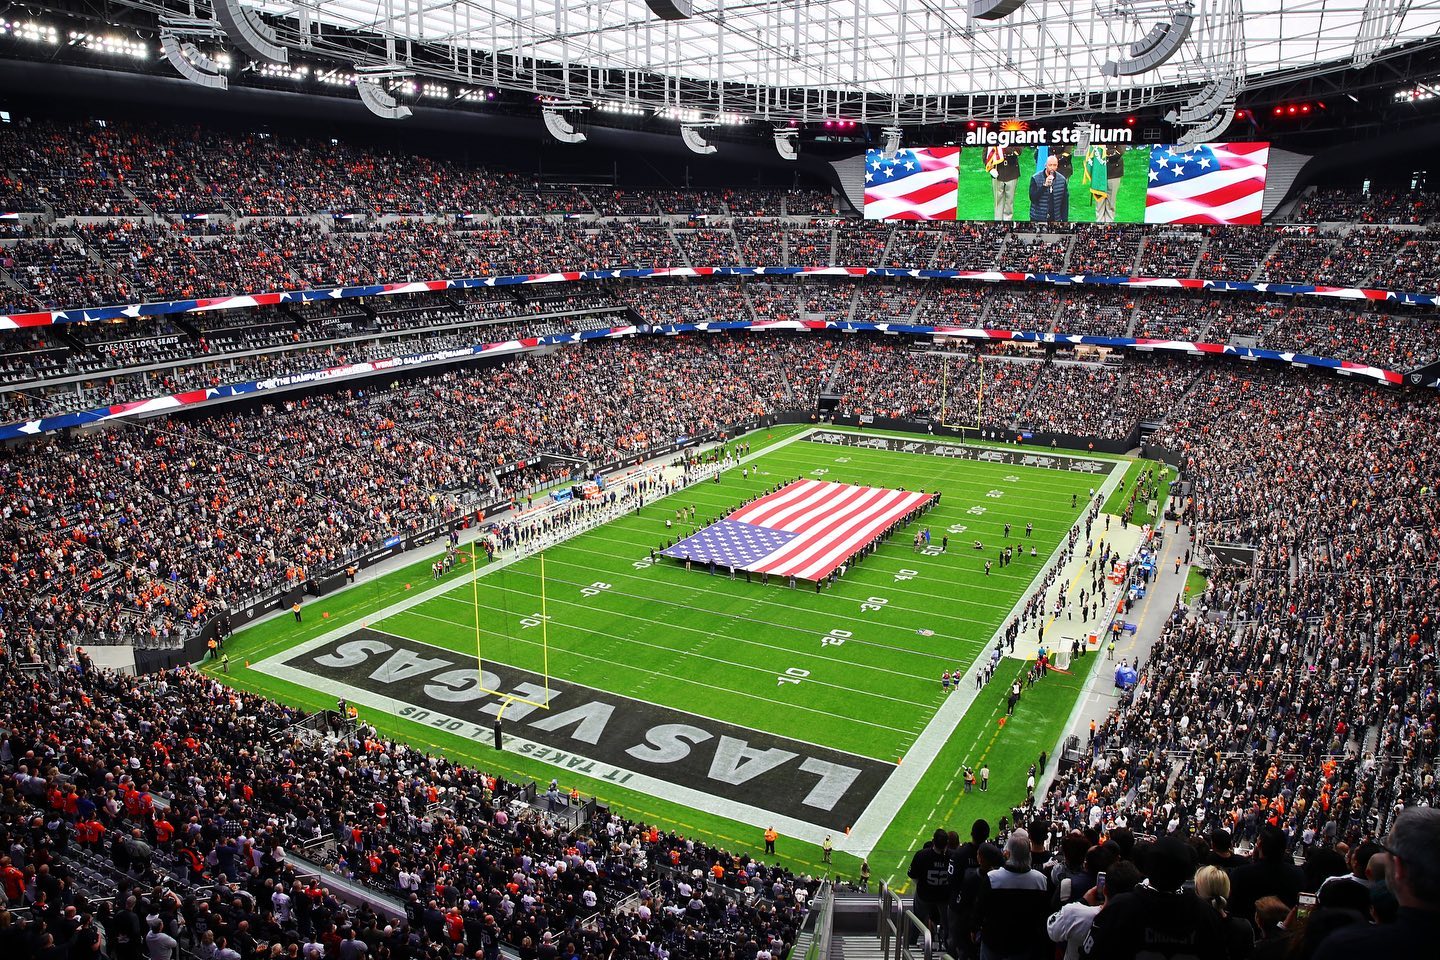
[1067,224,1144,276]
[885,226,944,268]
[0,659,820,960]
[1374,231,1440,292]
[1255,229,1345,284]
[1137,228,1206,277]
[2,309,1439,960]
[0,237,136,311]
[1,116,838,220]
[1288,187,1440,225]
[906,360,1440,960]
[1194,226,1275,282]
[4,266,1439,423]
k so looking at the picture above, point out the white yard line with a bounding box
[838,455,1128,858]
[247,424,1134,854]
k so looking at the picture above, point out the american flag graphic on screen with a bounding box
[1144,142,1270,225]
[863,147,960,221]
[662,479,933,582]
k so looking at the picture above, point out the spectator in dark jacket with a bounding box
[908,829,952,943]
[1079,838,1226,960]
[978,830,1051,960]
[1230,826,1305,923]
[1312,807,1440,960]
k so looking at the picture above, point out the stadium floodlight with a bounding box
[542,103,587,144]
[213,0,288,63]
[1102,3,1194,77]
[160,34,228,90]
[356,76,412,120]
[681,124,718,155]
[970,0,1027,20]
[881,125,903,159]
[644,0,694,20]
[773,128,799,161]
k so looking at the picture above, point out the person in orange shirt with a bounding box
[764,826,778,855]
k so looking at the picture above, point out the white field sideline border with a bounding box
[248,424,1125,850]
[838,450,1128,858]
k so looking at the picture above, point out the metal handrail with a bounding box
[877,883,957,960]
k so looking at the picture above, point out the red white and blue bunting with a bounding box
[0,266,1427,441]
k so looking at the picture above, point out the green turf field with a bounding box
[205,424,1133,888]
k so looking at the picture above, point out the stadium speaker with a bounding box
[644,0,694,19]
[680,125,718,155]
[1176,101,1235,144]
[213,0,288,63]
[1101,4,1193,77]
[160,35,228,90]
[970,0,1027,19]
[1166,75,1237,124]
[773,128,799,161]
[356,77,413,120]
[881,126,903,159]
[542,107,587,144]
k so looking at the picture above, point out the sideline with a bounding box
[833,454,1127,857]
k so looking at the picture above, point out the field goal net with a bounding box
[466,548,554,715]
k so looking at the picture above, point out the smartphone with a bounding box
[1298,892,1317,921]
[1095,871,1106,897]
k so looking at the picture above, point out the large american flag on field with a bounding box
[1143,142,1270,225]
[863,147,960,221]
[662,479,933,581]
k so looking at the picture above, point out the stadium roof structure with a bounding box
[131,0,1440,126]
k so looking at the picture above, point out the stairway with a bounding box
[831,934,890,959]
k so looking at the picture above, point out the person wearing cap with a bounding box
[1312,807,1440,960]
[144,917,177,960]
[1078,837,1225,959]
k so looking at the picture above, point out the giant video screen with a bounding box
[863,141,1270,225]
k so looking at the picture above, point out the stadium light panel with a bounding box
[644,0,695,20]
[970,0,1028,20]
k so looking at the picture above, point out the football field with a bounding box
[217,425,1128,885]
